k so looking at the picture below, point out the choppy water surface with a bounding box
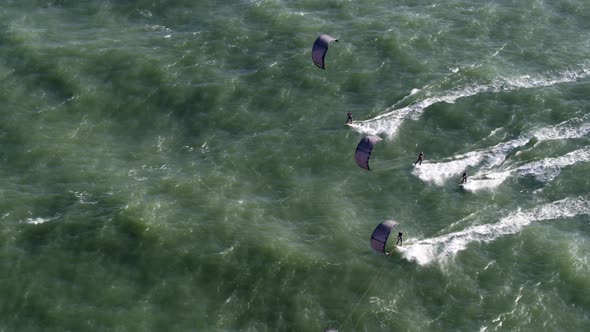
[1,1,589,331]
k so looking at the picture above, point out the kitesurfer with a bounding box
[346,112,353,124]
[460,172,468,184]
[395,231,403,246]
[414,152,424,165]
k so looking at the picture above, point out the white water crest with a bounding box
[399,196,590,266]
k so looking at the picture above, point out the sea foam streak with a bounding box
[349,64,590,139]
[399,197,590,266]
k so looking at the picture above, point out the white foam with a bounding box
[532,113,590,141]
[517,147,590,182]
[488,127,504,137]
[137,9,153,18]
[400,196,590,266]
[413,137,530,185]
[460,170,513,192]
[352,83,494,138]
[23,216,59,225]
[415,115,590,187]
[413,152,484,186]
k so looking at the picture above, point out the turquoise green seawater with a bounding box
[1,1,590,331]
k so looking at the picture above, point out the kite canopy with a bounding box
[370,220,399,253]
[354,135,382,170]
[312,34,338,69]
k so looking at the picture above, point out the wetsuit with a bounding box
[461,173,468,184]
[415,153,424,165]
[346,112,353,124]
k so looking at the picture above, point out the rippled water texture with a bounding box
[1,1,589,331]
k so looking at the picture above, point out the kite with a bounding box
[312,34,338,69]
[355,135,382,170]
[370,220,399,254]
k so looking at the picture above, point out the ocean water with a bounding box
[1,0,589,331]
